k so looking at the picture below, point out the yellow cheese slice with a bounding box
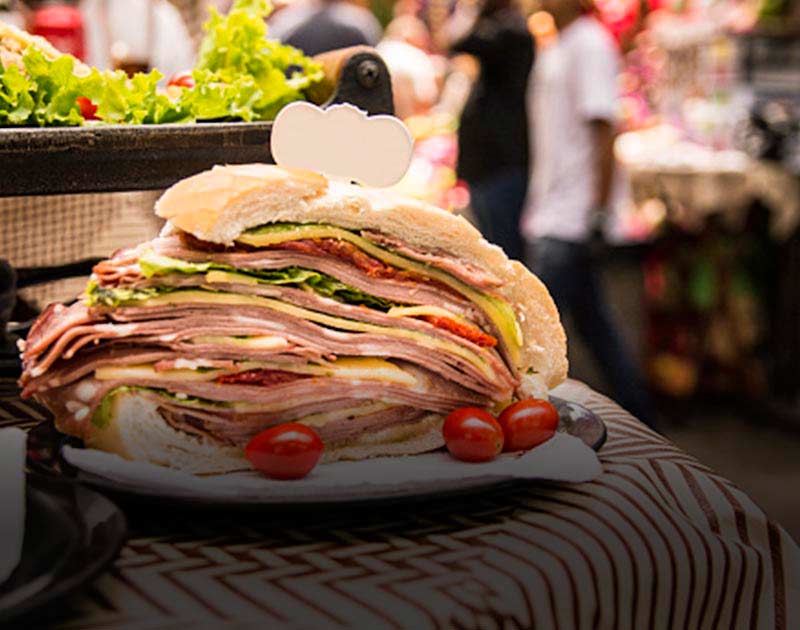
[135,290,497,381]
[205,270,258,286]
[95,364,225,382]
[95,357,417,387]
[190,335,290,350]
[296,402,392,428]
[317,357,417,387]
[204,270,474,334]
[386,305,471,326]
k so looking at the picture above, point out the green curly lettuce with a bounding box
[88,251,396,311]
[92,386,229,428]
[85,279,176,307]
[186,0,323,121]
[84,69,194,125]
[0,63,35,125]
[0,49,84,125]
[0,0,322,126]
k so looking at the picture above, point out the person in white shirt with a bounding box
[81,0,194,80]
[376,15,439,120]
[522,0,654,424]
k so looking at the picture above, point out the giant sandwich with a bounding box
[20,164,567,473]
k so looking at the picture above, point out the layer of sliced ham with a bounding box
[310,405,429,444]
[22,300,516,399]
[91,234,519,370]
[181,280,497,353]
[24,302,102,360]
[361,230,505,289]
[159,402,427,447]
[22,344,318,397]
[21,226,524,452]
[95,236,486,325]
[92,273,494,353]
[41,366,482,443]
[121,307,514,397]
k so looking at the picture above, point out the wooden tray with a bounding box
[0,47,394,197]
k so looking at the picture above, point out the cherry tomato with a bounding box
[76,96,98,120]
[244,423,323,480]
[442,407,504,462]
[497,399,559,452]
[167,70,195,89]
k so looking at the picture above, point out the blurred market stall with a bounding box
[602,0,800,414]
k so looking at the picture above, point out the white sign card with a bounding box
[271,102,414,187]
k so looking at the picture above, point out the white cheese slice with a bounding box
[95,357,417,387]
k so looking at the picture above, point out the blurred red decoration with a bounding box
[30,4,86,61]
[594,0,640,45]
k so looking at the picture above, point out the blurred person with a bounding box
[447,0,533,262]
[80,0,194,79]
[0,0,25,29]
[22,0,86,58]
[377,15,439,119]
[522,0,654,424]
[268,0,382,56]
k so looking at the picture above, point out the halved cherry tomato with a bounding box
[167,70,195,89]
[76,96,98,120]
[497,399,559,452]
[244,423,323,480]
[442,407,504,462]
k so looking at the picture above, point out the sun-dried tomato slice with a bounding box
[180,234,462,298]
[215,369,309,386]
[280,239,393,277]
[420,315,498,348]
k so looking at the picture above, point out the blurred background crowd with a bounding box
[2,0,800,532]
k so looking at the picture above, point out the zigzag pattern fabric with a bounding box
[4,378,798,629]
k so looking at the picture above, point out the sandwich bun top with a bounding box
[155,163,568,390]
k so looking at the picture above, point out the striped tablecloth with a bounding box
[2,379,798,629]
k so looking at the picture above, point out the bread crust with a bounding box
[155,163,568,388]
